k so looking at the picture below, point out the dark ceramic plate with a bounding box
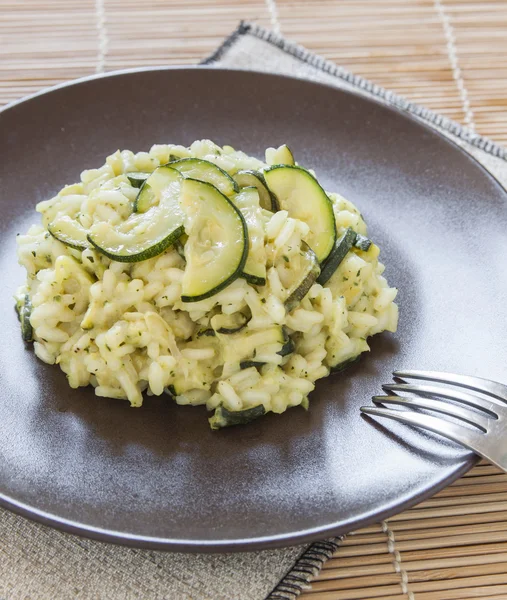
[1,68,506,552]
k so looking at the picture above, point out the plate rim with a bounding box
[0,455,477,552]
[2,65,505,201]
[1,65,499,552]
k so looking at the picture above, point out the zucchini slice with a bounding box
[211,312,250,334]
[317,227,356,286]
[233,187,267,287]
[127,172,150,188]
[284,242,321,313]
[48,215,91,251]
[278,327,295,356]
[264,166,336,263]
[266,144,295,166]
[134,165,182,213]
[17,294,33,342]
[330,354,361,374]
[209,404,266,430]
[233,170,280,212]
[180,178,248,302]
[196,327,216,338]
[354,233,372,252]
[239,360,266,369]
[169,158,239,196]
[164,385,177,398]
[88,170,184,262]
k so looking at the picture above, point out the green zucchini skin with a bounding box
[264,165,336,263]
[127,172,150,188]
[174,239,186,260]
[180,179,249,303]
[209,404,266,430]
[276,144,295,166]
[354,233,372,252]
[17,294,33,342]
[211,312,250,334]
[48,216,91,251]
[164,384,177,398]
[330,355,361,374]
[88,225,184,263]
[233,170,280,212]
[317,227,357,286]
[284,242,321,313]
[242,273,267,287]
[233,186,268,286]
[267,144,295,166]
[278,328,295,357]
[168,158,239,195]
[239,360,266,369]
[196,328,216,338]
[133,182,154,213]
[134,166,182,213]
[90,166,184,262]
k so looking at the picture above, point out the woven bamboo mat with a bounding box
[302,461,507,600]
[2,0,507,143]
[2,1,507,599]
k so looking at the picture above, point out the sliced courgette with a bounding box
[48,215,91,251]
[169,158,239,196]
[330,354,361,374]
[127,172,150,188]
[173,234,189,261]
[266,144,295,166]
[233,187,267,287]
[180,178,248,302]
[354,233,372,252]
[209,404,266,430]
[196,327,216,338]
[18,294,33,342]
[239,360,266,369]
[211,312,250,334]
[278,328,295,356]
[317,227,356,286]
[164,385,177,398]
[284,242,321,313]
[233,170,280,212]
[264,166,336,263]
[134,165,182,213]
[88,170,184,262]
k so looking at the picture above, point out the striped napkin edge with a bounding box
[203,21,507,163]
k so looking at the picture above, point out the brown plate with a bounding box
[1,67,506,552]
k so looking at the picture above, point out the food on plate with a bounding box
[15,140,398,428]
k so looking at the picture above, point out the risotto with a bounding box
[15,140,398,429]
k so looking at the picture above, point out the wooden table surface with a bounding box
[2,2,507,599]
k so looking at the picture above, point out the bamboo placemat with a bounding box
[2,2,507,599]
[2,0,506,144]
[301,462,507,600]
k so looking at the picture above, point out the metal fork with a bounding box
[360,370,507,471]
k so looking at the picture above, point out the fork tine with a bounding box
[393,370,507,403]
[373,395,490,432]
[360,405,485,454]
[382,383,500,418]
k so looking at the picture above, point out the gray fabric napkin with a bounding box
[2,21,506,600]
